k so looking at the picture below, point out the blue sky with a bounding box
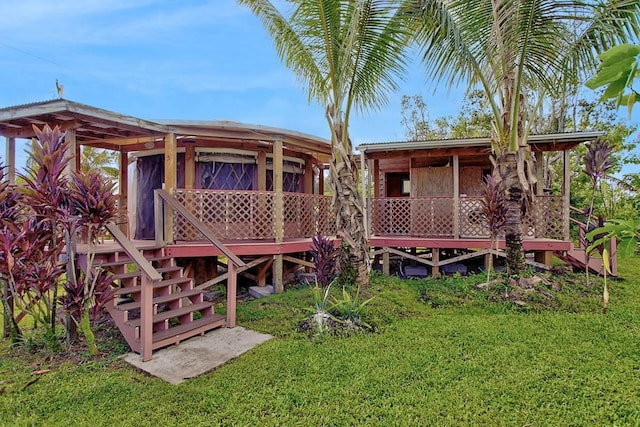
[0,0,638,172]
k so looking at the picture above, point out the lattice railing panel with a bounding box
[459,197,489,237]
[173,189,275,240]
[372,196,565,239]
[172,190,335,241]
[526,195,564,240]
[283,193,336,238]
[372,198,454,237]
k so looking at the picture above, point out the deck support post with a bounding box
[361,151,369,239]
[140,274,153,362]
[64,130,77,176]
[453,154,460,239]
[185,144,195,189]
[118,151,129,236]
[382,250,390,276]
[164,132,177,244]
[562,150,571,241]
[227,261,237,328]
[2,136,15,336]
[5,137,15,184]
[432,249,440,278]
[274,139,284,293]
[535,251,553,267]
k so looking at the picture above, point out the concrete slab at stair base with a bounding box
[121,326,273,385]
[249,285,274,299]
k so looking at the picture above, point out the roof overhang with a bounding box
[357,131,605,156]
[0,99,332,162]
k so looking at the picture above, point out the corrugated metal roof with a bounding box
[357,131,605,152]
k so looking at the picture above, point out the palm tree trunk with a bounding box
[327,112,370,286]
[496,152,527,274]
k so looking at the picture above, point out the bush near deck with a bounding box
[1,257,639,426]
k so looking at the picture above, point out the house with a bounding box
[357,134,610,277]
[0,99,605,360]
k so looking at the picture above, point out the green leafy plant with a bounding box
[308,280,334,334]
[586,43,640,117]
[331,285,374,329]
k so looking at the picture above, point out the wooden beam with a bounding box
[118,151,129,236]
[65,129,77,176]
[432,249,440,278]
[282,255,315,269]
[304,156,313,193]
[5,137,15,184]
[185,144,195,189]
[226,261,237,328]
[453,154,460,239]
[536,151,544,196]
[258,149,267,191]
[274,254,284,293]
[274,139,284,244]
[563,150,571,240]
[164,133,177,243]
[318,163,325,195]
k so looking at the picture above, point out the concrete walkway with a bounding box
[121,326,273,385]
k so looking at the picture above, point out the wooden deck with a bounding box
[370,236,572,252]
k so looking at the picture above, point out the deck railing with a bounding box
[171,189,336,241]
[371,195,565,240]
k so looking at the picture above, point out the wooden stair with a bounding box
[554,244,617,278]
[95,246,225,356]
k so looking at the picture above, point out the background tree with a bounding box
[401,90,492,140]
[405,0,640,274]
[239,0,412,285]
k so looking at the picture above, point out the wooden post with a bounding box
[119,151,129,236]
[382,250,390,276]
[304,156,313,193]
[373,159,380,198]
[258,150,267,191]
[185,144,195,189]
[5,137,15,184]
[154,190,164,246]
[535,251,553,267]
[535,151,544,196]
[164,133,177,244]
[274,139,284,293]
[360,151,369,239]
[432,249,440,278]
[453,155,460,239]
[140,273,153,362]
[562,150,571,241]
[226,261,237,328]
[318,164,325,195]
[65,130,77,176]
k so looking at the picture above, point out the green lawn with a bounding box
[1,257,639,426]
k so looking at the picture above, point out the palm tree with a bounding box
[405,0,640,274]
[238,0,411,285]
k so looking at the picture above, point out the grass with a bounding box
[1,257,640,426]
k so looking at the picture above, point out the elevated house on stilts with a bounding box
[0,99,609,361]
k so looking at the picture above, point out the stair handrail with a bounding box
[154,189,246,268]
[105,222,161,361]
[155,189,244,328]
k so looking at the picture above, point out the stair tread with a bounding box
[99,256,174,269]
[125,302,215,327]
[112,266,181,280]
[151,314,225,343]
[115,289,204,311]
[112,276,192,296]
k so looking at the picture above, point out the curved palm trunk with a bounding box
[327,111,370,286]
[496,151,528,274]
